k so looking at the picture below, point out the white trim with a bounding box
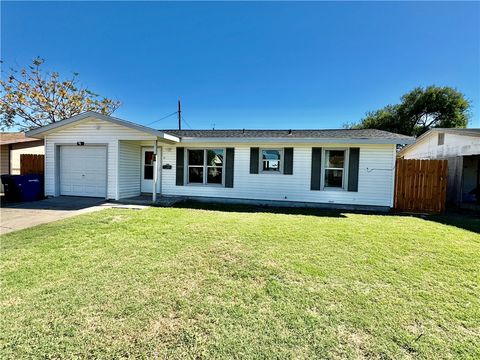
[259,148,284,174]
[321,148,349,191]
[185,147,226,186]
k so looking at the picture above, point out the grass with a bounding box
[1,205,479,359]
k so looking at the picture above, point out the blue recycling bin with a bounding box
[19,174,43,201]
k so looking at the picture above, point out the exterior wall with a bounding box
[1,144,9,192]
[118,141,141,199]
[44,118,157,199]
[1,144,9,175]
[9,140,44,174]
[161,143,396,207]
[402,132,480,159]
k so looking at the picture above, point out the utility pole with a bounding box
[178,99,182,130]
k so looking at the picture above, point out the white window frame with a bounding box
[259,148,284,174]
[186,148,225,186]
[321,148,349,191]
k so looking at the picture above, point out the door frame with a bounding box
[141,146,161,194]
[56,144,108,199]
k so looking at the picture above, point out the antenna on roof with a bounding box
[178,99,181,130]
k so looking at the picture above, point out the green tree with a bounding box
[0,57,120,130]
[348,86,470,136]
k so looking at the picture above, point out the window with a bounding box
[187,149,224,185]
[438,133,445,146]
[324,149,346,189]
[144,151,154,180]
[261,149,282,172]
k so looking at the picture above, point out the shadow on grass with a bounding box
[173,201,349,218]
[425,211,480,235]
[174,201,480,234]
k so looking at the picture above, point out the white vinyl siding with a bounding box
[44,117,157,199]
[162,142,396,207]
[118,141,141,199]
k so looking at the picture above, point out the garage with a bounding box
[59,145,107,198]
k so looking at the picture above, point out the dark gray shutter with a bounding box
[310,147,322,190]
[176,147,184,186]
[225,148,234,188]
[283,148,293,175]
[250,147,259,174]
[348,147,360,192]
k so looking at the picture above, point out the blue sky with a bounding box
[2,1,479,130]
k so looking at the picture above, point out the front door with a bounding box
[141,147,160,193]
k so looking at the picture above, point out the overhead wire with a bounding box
[181,116,193,130]
[146,111,178,126]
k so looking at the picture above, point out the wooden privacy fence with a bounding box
[20,154,44,175]
[394,158,448,213]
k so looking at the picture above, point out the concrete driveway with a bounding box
[1,196,110,235]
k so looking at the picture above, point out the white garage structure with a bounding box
[27,112,180,201]
[27,111,413,210]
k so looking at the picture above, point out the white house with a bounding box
[399,128,480,208]
[26,112,414,210]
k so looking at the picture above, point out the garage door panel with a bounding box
[59,146,107,198]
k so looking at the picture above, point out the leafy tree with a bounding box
[348,86,470,137]
[0,57,120,130]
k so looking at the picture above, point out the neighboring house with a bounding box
[0,132,45,192]
[26,112,413,210]
[399,128,480,208]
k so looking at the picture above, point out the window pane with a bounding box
[262,149,281,161]
[207,167,223,184]
[188,167,203,183]
[325,169,343,187]
[188,150,204,165]
[207,149,224,166]
[144,166,153,180]
[262,150,281,171]
[326,150,345,168]
[144,151,154,165]
[263,160,280,171]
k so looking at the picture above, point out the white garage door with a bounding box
[59,146,107,197]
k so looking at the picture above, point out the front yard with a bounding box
[1,205,479,359]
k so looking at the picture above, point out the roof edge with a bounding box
[25,111,179,142]
[179,136,414,145]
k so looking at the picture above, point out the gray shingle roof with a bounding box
[161,128,413,141]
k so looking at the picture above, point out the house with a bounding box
[26,111,414,210]
[1,132,45,192]
[399,128,480,208]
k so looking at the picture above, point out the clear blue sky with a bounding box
[2,1,479,130]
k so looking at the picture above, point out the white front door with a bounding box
[141,147,160,193]
[59,145,107,198]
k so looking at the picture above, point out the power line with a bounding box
[181,116,193,130]
[146,111,178,126]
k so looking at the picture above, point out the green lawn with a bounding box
[1,205,479,359]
